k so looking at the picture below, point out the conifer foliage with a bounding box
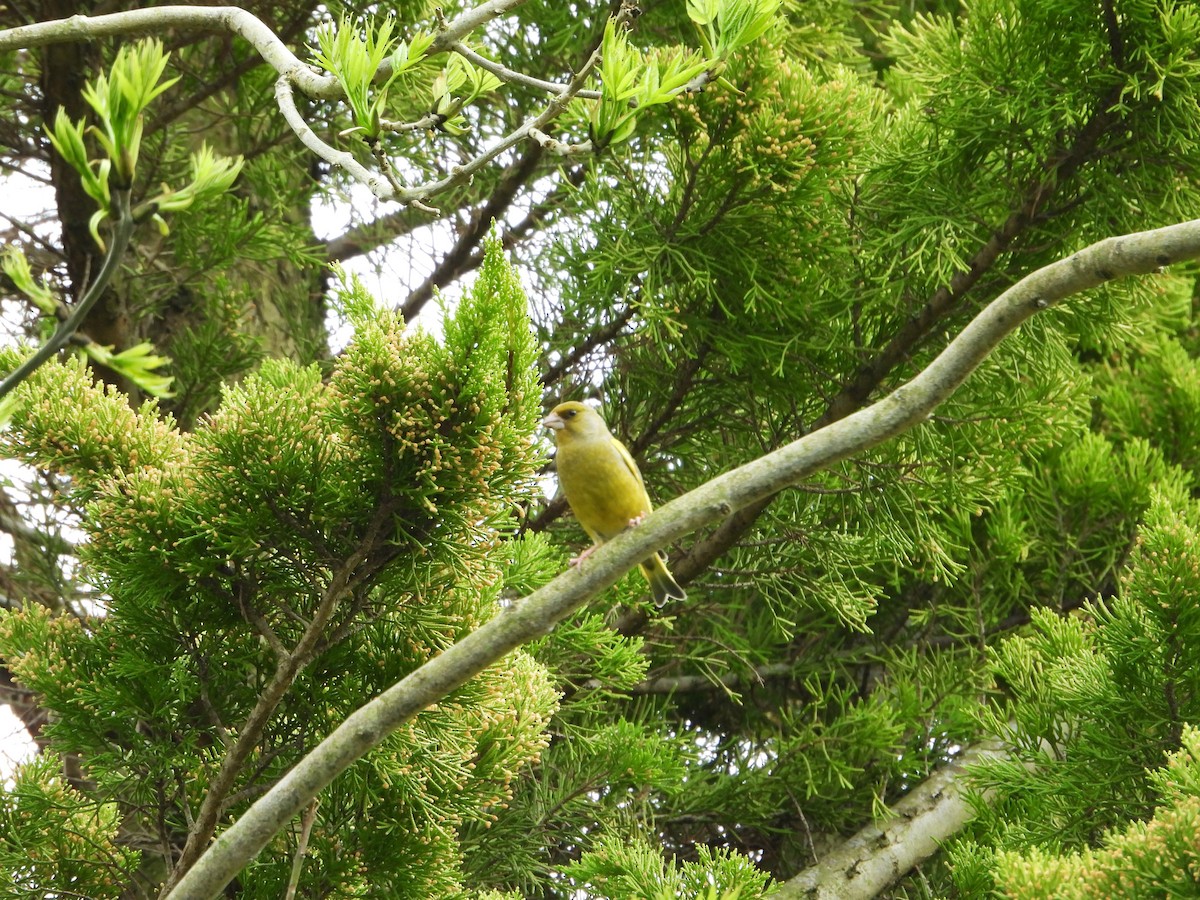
[0,240,559,896]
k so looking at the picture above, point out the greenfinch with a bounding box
[543,401,686,605]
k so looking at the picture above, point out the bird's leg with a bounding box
[569,544,601,568]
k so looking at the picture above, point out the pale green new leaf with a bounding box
[83,341,175,398]
[2,247,58,316]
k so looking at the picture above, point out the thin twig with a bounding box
[393,2,640,207]
[283,800,320,900]
[0,189,134,400]
[450,41,602,99]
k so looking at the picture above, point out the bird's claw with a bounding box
[569,544,600,568]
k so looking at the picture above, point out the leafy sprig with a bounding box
[311,15,436,140]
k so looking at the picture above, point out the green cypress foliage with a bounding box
[956,495,1200,895]
[0,238,560,896]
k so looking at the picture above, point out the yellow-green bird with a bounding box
[543,401,686,606]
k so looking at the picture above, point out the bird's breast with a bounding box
[556,441,650,541]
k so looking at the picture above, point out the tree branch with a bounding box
[0,1,593,208]
[282,799,319,900]
[449,40,602,99]
[542,307,638,391]
[164,219,1200,898]
[272,76,394,199]
[0,189,134,401]
[0,7,336,96]
[769,741,1009,900]
[427,0,531,54]
[148,7,314,134]
[0,0,535,90]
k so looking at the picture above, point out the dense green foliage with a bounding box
[0,242,561,896]
[4,0,1200,897]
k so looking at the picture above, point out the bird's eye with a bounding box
[565,409,577,418]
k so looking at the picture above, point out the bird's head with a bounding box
[542,401,608,440]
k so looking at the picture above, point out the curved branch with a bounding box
[0,6,338,97]
[0,1,585,208]
[164,220,1200,898]
[0,0,538,91]
[0,2,539,101]
[148,8,315,134]
[273,77,392,197]
[0,189,134,401]
[427,0,531,54]
[450,41,602,99]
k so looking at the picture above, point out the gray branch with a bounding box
[0,7,338,97]
[450,41,603,100]
[0,1,593,207]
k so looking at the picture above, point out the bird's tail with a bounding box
[640,553,686,607]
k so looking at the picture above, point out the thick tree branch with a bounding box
[165,220,1200,899]
[769,741,1009,899]
[0,7,336,95]
[147,5,314,135]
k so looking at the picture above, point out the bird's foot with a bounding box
[627,513,646,528]
[569,544,600,568]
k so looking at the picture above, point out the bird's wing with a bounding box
[611,437,649,495]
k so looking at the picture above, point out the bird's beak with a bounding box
[542,412,565,431]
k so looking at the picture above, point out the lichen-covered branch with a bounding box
[769,742,1009,900]
[0,6,336,96]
